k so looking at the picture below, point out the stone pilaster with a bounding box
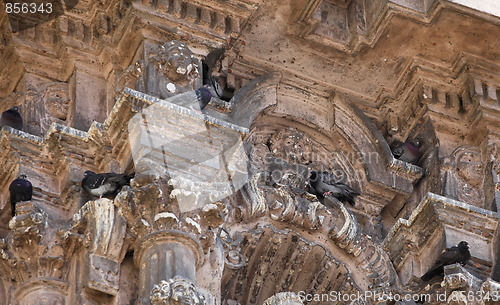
[70,198,128,297]
[134,230,204,304]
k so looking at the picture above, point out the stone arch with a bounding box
[235,81,423,238]
[220,73,423,295]
[221,227,361,305]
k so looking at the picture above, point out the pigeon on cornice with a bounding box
[195,86,213,111]
[81,171,134,198]
[421,241,471,281]
[392,139,421,164]
[199,47,235,104]
[309,170,359,206]
[9,174,32,217]
[0,106,23,131]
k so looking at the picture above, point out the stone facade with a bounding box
[1,0,500,304]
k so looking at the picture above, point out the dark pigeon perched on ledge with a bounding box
[200,47,235,103]
[309,170,360,206]
[392,139,421,164]
[421,241,471,281]
[0,106,23,131]
[81,171,134,198]
[195,86,214,111]
[9,174,33,217]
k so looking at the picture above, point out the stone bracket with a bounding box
[84,254,120,296]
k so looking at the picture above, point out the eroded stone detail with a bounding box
[234,126,397,289]
[70,199,128,295]
[263,292,303,305]
[113,171,226,303]
[0,203,75,304]
[442,146,487,209]
[117,41,202,100]
[151,276,206,305]
[269,127,313,165]
[1,4,500,303]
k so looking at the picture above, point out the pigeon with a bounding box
[0,106,23,131]
[309,170,359,206]
[392,139,421,164]
[9,174,33,217]
[201,48,234,102]
[195,86,214,111]
[421,241,471,281]
[81,171,134,198]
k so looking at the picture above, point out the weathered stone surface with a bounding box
[1,0,500,304]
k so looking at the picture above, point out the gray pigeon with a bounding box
[81,171,134,198]
[0,106,23,131]
[202,48,234,102]
[392,139,421,164]
[421,241,470,281]
[309,170,359,206]
[195,86,213,111]
[9,174,32,217]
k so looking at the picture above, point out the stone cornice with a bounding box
[384,192,499,283]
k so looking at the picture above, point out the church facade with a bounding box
[0,0,500,304]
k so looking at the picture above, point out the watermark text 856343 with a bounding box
[5,2,53,14]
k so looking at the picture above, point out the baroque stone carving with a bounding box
[232,126,397,291]
[150,276,206,305]
[117,41,202,100]
[268,127,313,165]
[19,82,73,136]
[0,202,75,305]
[442,146,487,208]
[70,198,128,295]
[113,172,226,303]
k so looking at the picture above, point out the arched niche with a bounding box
[219,73,422,297]
[239,83,423,239]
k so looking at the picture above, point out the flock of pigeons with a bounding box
[2,49,232,215]
[9,171,134,217]
[1,47,465,283]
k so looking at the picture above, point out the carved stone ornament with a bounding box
[263,292,303,305]
[41,82,72,121]
[268,127,313,164]
[0,202,76,304]
[442,145,487,208]
[117,40,202,99]
[70,198,127,295]
[150,276,206,305]
[0,82,73,136]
